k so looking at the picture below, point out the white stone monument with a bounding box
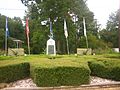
[47,38,56,56]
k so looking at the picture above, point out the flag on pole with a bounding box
[64,19,68,38]
[26,18,29,37]
[5,17,9,56]
[83,17,89,48]
[64,19,69,54]
[50,21,53,38]
[50,21,52,34]
[6,17,9,37]
[83,17,87,37]
[26,18,30,55]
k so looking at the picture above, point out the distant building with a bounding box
[113,48,119,53]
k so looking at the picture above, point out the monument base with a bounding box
[77,48,92,55]
[8,48,24,56]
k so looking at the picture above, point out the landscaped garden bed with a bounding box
[31,65,90,87]
[0,62,30,83]
[0,54,120,88]
[88,59,120,81]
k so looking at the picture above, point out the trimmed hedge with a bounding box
[88,60,120,81]
[0,62,30,83]
[31,66,90,87]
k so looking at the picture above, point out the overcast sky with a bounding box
[0,0,27,19]
[0,0,119,29]
[87,0,119,28]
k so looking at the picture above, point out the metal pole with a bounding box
[5,31,7,56]
[85,36,89,49]
[66,37,69,55]
[27,35,30,55]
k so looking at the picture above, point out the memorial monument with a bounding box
[46,20,56,56]
[46,38,56,56]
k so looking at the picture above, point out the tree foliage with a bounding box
[100,11,119,48]
[0,29,5,49]
[21,0,99,54]
[0,14,25,50]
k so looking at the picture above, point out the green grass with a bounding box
[0,54,120,67]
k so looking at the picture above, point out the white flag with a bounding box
[83,17,87,37]
[64,19,68,38]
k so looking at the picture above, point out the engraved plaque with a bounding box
[47,38,56,56]
[48,45,54,54]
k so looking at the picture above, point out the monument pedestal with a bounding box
[46,38,56,56]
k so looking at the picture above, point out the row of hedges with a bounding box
[0,60,90,86]
[31,65,90,87]
[88,60,120,81]
[0,62,30,83]
[1,58,120,86]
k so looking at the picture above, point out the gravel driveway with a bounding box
[1,76,120,89]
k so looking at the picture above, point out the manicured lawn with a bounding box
[0,54,120,67]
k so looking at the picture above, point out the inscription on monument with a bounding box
[47,38,56,56]
[48,45,54,54]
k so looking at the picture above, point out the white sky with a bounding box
[0,0,119,28]
[0,0,27,19]
[87,0,119,28]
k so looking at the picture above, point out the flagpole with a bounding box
[85,35,88,49]
[5,29,7,56]
[66,37,69,55]
[83,17,88,49]
[27,35,30,55]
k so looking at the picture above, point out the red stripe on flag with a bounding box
[26,18,30,54]
[26,18,29,37]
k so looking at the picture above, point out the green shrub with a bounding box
[88,60,120,81]
[0,62,30,83]
[109,66,120,80]
[31,66,90,87]
[92,48,115,55]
